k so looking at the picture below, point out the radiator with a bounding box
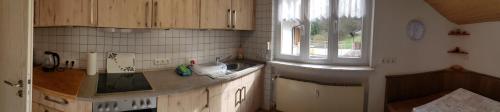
[275,78,364,112]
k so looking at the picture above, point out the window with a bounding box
[276,0,371,65]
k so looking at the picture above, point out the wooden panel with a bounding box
[222,78,242,112]
[167,88,208,112]
[240,69,262,112]
[33,67,85,97]
[38,0,95,27]
[34,0,40,26]
[200,0,232,29]
[425,0,500,24]
[385,71,444,103]
[98,0,152,28]
[207,83,224,112]
[385,69,500,112]
[232,0,254,30]
[155,0,200,29]
[157,95,169,112]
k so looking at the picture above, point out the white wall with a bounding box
[460,22,500,78]
[368,0,457,111]
[266,0,458,111]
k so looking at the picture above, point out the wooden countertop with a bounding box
[33,67,86,98]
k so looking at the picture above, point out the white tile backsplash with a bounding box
[34,27,241,70]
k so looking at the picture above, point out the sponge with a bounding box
[175,64,192,77]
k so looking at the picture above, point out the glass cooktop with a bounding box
[97,73,153,94]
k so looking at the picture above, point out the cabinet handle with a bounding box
[316,89,319,97]
[241,86,246,101]
[145,1,150,27]
[227,9,231,28]
[44,95,68,105]
[205,88,209,108]
[232,10,236,28]
[154,1,158,27]
[235,88,241,107]
[90,0,94,25]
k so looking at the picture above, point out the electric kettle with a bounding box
[42,51,60,72]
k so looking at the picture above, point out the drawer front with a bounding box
[33,88,77,112]
[33,102,63,112]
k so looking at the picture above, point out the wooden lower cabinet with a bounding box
[157,69,263,112]
[32,87,92,112]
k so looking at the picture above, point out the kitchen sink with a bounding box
[225,61,256,74]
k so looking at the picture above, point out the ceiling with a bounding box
[425,0,500,24]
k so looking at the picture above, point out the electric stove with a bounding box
[96,73,152,94]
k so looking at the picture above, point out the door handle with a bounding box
[241,86,246,101]
[4,80,23,88]
[4,80,24,97]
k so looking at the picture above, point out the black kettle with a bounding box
[42,51,60,72]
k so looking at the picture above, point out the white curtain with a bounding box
[338,0,365,18]
[279,0,302,22]
[309,0,330,20]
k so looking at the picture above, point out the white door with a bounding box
[0,0,34,112]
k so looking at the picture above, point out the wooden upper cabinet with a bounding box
[37,0,96,27]
[154,0,200,29]
[98,0,152,28]
[200,0,232,30]
[232,0,254,30]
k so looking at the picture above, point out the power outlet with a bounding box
[154,58,170,65]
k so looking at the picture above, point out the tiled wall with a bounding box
[34,27,241,71]
[241,0,274,110]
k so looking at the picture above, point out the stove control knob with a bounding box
[97,104,104,112]
[140,100,145,108]
[146,99,151,107]
[113,102,119,111]
[104,103,111,111]
[132,101,138,109]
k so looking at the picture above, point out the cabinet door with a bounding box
[207,83,224,112]
[231,0,254,30]
[200,0,232,29]
[98,0,152,28]
[244,70,263,112]
[167,88,209,112]
[157,95,169,112]
[154,0,200,29]
[38,0,96,27]
[222,78,242,112]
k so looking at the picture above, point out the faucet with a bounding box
[216,55,232,64]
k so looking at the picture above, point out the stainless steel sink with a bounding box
[224,61,256,74]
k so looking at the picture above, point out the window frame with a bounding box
[274,0,372,66]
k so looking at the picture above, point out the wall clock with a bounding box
[407,19,425,41]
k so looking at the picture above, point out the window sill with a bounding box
[268,61,374,71]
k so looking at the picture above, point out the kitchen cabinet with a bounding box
[32,87,92,112]
[200,0,232,30]
[231,0,255,30]
[200,0,254,30]
[163,88,209,112]
[97,0,152,28]
[157,69,263,112]
[34,0,39,26]
[153,0,200,29]
[36,0,96,27]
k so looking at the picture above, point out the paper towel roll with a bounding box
[87,52,97,76]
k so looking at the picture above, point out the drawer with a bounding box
[33,88,78,112]
[33,102,63,112]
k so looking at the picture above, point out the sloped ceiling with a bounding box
[425,0,500,25]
